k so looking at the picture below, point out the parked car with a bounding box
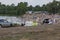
[43,19,49,24]
[6,18,25,26]
[42,18,53,24]
[0,19,13,28]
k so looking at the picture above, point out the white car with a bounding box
[0,19,13,28]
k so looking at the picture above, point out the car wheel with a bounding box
[10,24,12,27]
[0,25,2,28]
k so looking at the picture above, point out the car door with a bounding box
[3,21,11,26]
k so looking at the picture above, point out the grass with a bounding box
[0,32,33,40]
[0,24,60,40]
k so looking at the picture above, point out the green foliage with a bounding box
[33,5,41,11]
[17,2,28,16]
[0,2,28,16]
[46,0,60,14]
[27,5,33,11]
[0,0,60,16]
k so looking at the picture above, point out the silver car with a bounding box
[0,19,13,28]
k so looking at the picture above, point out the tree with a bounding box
[28,5,33,11]
[42,4,47,11]
[17,2,28,16]
[33,5,41,11]
[46,0,59,14]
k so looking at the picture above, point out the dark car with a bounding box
[43,19,49,24]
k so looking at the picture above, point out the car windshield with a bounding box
[0,19,8,22]
[4,20,8,22]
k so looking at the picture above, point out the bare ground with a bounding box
[0,24,60,40]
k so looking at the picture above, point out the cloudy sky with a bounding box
[0,0,60,6]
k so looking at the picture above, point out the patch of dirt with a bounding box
[0,24,60,40]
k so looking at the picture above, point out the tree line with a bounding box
[0,0,60,16]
